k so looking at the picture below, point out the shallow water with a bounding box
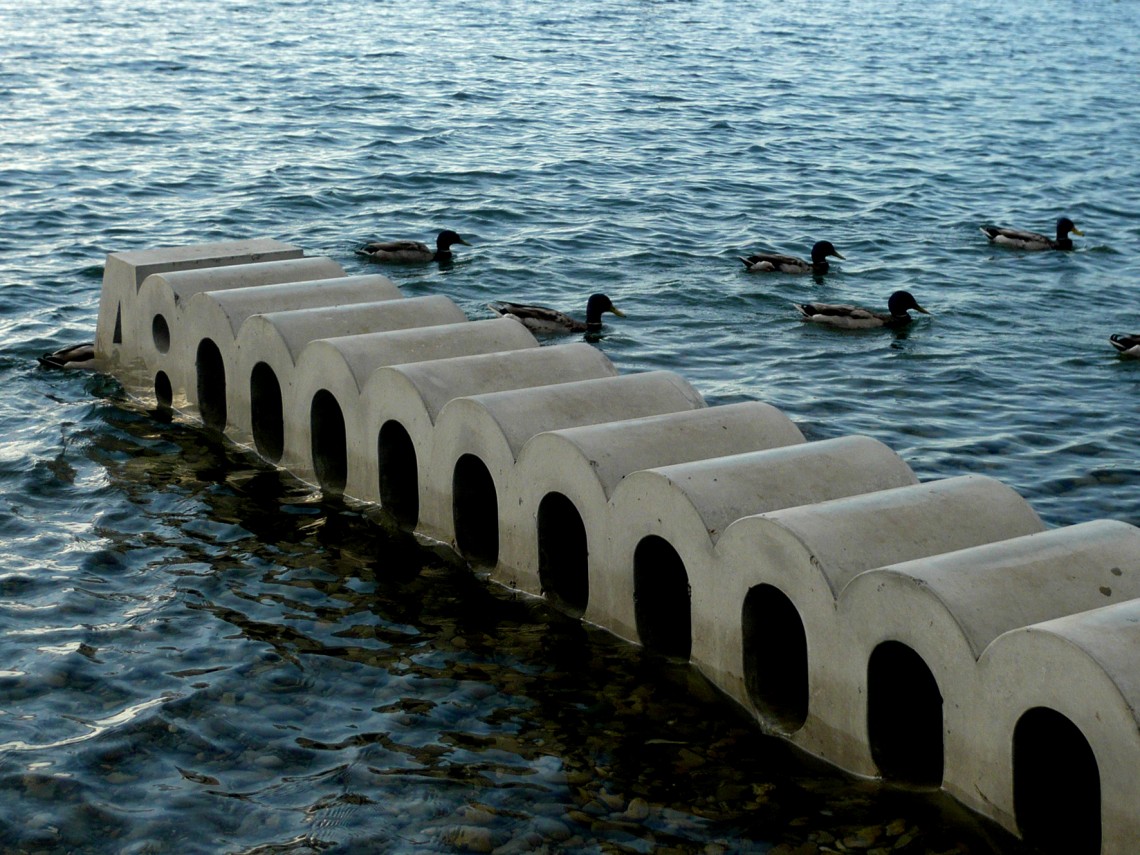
[3,0,1139,851]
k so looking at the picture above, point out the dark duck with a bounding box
[980,217,1083,251]
[356,229,470,263]
[38,342,97,370]
[740,240,845,274]
[488,293,625,335]
[793,290,930,329]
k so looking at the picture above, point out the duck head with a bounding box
[887,290,930,318]
[1056,217,1083,239]
[436,230,471,251]
[810,240,845,264]
[585,293,626,327]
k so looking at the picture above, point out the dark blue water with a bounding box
[4,0,1139,851]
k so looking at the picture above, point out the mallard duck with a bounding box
[488,293,625,334]
[980,217,1083,251]
[794,290,930,329]
[38,342,97,370]
[740,240,845,274]
[1109,334,1140,357]
[356,229,470,263]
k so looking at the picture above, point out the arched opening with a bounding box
[378,420,418,527]
[1014,707,1100,854]
[633,535,690,660]
[152,314,170,354]
[250,362,284,463]
[537,492,589,616]
[867,640,943,785]
[195,338,227,433]
[310,390,347,494]
[742,584,808,731]
[154,371,173,410]
[452,454,498,565]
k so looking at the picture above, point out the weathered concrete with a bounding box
[285,317,540,488]
[132,256,346,408]
[978,599,1140,854]
[95,238,303,371]
[711,474,1045,774]
[229,297,478,452]
[182,273,403,415]
[839,520,1140,811]
[359,344,619,521]
[590,436,918,649]
[423,371,707,557]
[497,403,807,612]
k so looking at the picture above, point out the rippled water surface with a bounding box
[3,0,1140,852]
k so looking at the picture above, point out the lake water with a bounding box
[3,0,1139,851]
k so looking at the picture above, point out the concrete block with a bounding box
[95,238,302,370]
[498,402,806,613]
[423,371,707,560]
[591,435,918,651]
[284,318,540,491]
[180,274,403,418]
[978,598,1140,854]
[837,520,1140,802]
[710,474,1045,772]
[230,297,476,453]
[131,256,346,406]
[360,343,618,523]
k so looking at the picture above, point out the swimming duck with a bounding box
[794,290,930,329]
[1109,334,1140,358]
[980,217,1083,251]
[38,342,97,370]
[740,240,845,274]
[356,229,470,263]
[488,293,625,335]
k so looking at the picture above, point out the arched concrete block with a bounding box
[837,520,1140,801]
[284,318,540,491]
[710,474,1045,773]
[423,371,706,557]
[359,344,618,523]
[181,274,403,417]
[498,402,806,609]
[95,238,302,372]
[588,435,917,650]
[131,256,347,406]
[977,599,1140,854]
[229,297,477,451]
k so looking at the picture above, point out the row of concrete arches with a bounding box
[94,240,1133,854]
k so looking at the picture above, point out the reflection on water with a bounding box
[0,389,1030,853]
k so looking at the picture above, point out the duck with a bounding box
[740,240,845,274]
[488,293,625,335]
[356,229,470,263]
[38,342,97,370]
[979,217,1083,251]
[1109,334,1140,358]
[793,290,930,329]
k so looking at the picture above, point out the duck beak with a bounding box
[1070,226,1084,236]
[609,305,626,317]
[458,237,472,245]
[915,304,931,315]
[832,251,845,260]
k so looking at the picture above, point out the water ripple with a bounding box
[3,0,1139,851]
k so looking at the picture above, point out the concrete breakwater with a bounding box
[94,238,1139,854]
